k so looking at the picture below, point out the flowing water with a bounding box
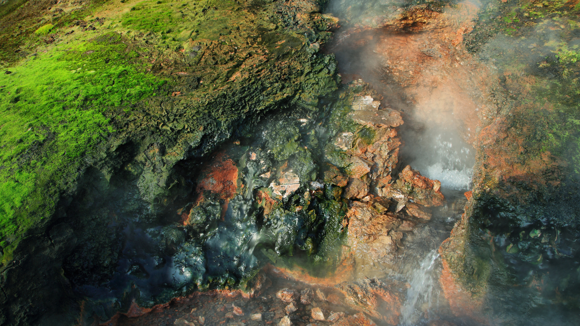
[399,250,441,325]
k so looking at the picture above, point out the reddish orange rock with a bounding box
[464,190,472,201]
[276,289,296,303]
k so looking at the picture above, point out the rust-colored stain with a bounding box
[266,257,355,287]
[196,152,238,201]
[438,256,489,325]
[184,152,239,224]
[256,189,278,216]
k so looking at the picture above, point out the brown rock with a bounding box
[346,156,371,179]
[279,315,293,326]
[343,178,369,199]
[346,202,401,259]
[278,316,292,326]
[276,289,296,303]
[328,311,345,322]
[327,294,342,305]
[405,202,432,220]
[233,304,244,316]
[333,313,377,326]
[352,95,381,111]
[285,302,298,314]
[315,288,326,301]
[311,307,325,321]
[398,220,416,232]
[349,109,403,128]
[300,288,312,305]
[323,164,349,187]
[392,165,445,207]
[174,318,195,326]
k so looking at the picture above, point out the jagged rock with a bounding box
[174,318,195,326]
[349,109,404,128]
[285,302,297,314]
[270,171,300,198]
[279,315,292,326]
[335,131,354,150]
[300,288,313,305]
[346,156,371,179]
[276,289,296,303]
[323,163,349,187]
[346,201,402,259]
[390,165,444,207]
[328,311,345,322]
[343,178,369,199]
[316,288,326,301]
[405,202,432,220]
[333,313,377,326]
[352,95,381,111]
[338,279,402,325]
[311,307,325,321]
[349,95,402,128]
[233,304,244,316]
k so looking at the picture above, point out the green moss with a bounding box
[0,0,108,64]
[121,0,243,48]
[34,23,54,35]
[0,34,164,262]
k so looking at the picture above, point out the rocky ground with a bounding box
[2,0,580,325]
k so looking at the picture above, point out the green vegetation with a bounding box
[0,0,108,64]
[0,33,164,261]
[34,23,54,35]
[121,0,245,50]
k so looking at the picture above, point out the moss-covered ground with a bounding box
[0,0,339,266]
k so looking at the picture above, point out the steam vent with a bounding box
[2,0,580,324]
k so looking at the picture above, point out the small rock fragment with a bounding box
[300,288,312,305]
[276,288,296,303]
[315,288,326,301]
[343,178,369,199]
[311,307,325,321]
[174,318,195,326]
[199,316,205,325]
[405,202,432,220]
[250,313,262,321]
[328,311,345,322]
[334,132,354,150]
[279,315,293,326]
[233,304,244,316]
[346,156,371,179]
[285,302,298,314]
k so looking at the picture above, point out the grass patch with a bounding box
[0,0,109,64]
[121,0,244,49]
[34,23,53,35]
[0,33,165,262]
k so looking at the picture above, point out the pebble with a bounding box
[285,302,297,314]
[311,307,325,321]
[276,289,296,303]
[233,304,244,316]
[278,315,292,326]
